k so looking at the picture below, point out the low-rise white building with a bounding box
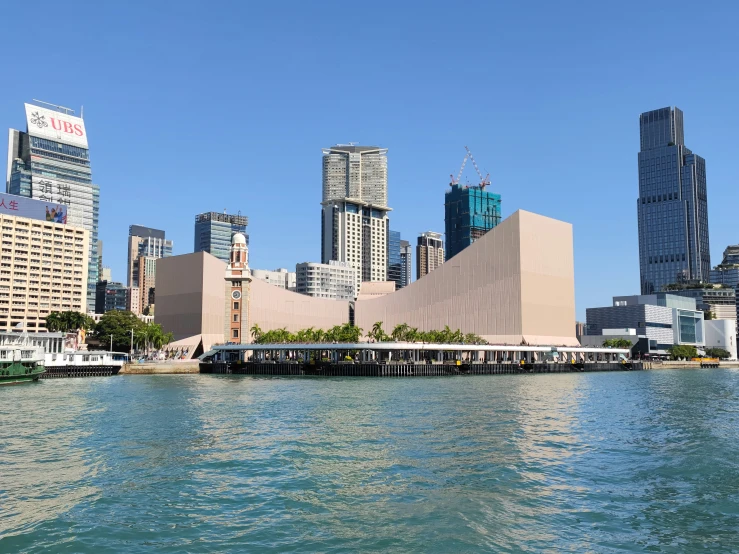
[251,268,296,290]
[295,261,356,300]
[704,319,737,360]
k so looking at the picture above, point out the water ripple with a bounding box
[1,370,739,552]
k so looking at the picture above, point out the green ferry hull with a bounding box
[0,364,45,385]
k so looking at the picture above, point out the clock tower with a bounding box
[225,232,251,343]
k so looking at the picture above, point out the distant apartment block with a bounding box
[296,261,357,300]
[251,268,296,290]
[127,225,172,287]
[400,240,411,288]
[417,231,444,280]
[0,194,89,332]
[127,286,140,315]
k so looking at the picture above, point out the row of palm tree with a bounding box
[45,311,97,333]
[369,322,487,345]
[133,322,174,354]
[247,322,486,345]
[250,323,362,344]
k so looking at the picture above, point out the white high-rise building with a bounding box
[322,145,388,205]
[251,268,296,290]
[296,261,357,300]
[321,145,390,292]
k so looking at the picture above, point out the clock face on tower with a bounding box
[232,290,242,300]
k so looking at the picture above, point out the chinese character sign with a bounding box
[0,192,68,224]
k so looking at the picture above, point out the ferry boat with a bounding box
[0,342,45,385]
[43,351,129,378]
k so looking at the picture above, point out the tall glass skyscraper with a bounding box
[7,102,100,311]
[444,184,501,261]
[637,107,710,294]
[194,212,248,263]
[388,230,401,289]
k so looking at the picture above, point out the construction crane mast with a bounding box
[464,146,490,189]
[450,146,490,189]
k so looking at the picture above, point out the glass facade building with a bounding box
[387,230,401,290]
[194,212,248,264]
[637,107,711,294]
[95,280,128,314]
[7,105,100,311]
[444,184,501,261]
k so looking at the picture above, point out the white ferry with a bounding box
[43,351,130,378]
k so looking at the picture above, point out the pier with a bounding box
[202,361,641,376]
[200,342,637,377]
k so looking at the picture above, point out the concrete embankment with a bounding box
[642,361,739,369]
[120,362,200,374]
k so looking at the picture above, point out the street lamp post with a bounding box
[110,334,113,353]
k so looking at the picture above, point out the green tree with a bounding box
[369,321,387,342]
[93,311,145,353]
[464,333,487,345]
[391,323,409,342]
[45,311,96,333]
[45,312,64,332]
[669,344,698,360]
[704,310,715,321]
[705,347,730,359]
[603,338,633,349]
[250,324,263,342]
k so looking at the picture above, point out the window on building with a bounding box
[232,329,239,339]
[233,314,239,322]
[233,301,239,310]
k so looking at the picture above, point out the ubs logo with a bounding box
[30,112,48,129]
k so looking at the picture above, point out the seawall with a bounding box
[120,362,200,374]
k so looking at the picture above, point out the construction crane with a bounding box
[450,152,469,186]
[464,146,490,189]
[450,146,490,189]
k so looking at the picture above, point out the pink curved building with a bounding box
[156,209,577,350]
[355,210,577,346]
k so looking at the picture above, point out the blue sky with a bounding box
[1,0,737,319]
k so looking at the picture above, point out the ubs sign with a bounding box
[24,103,88,149]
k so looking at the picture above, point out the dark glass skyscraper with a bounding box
[387,230,402,289]
[194,212,248,263]
[637,107,710,294]
[444,184,501,261]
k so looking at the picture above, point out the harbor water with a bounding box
[1,370,738,552]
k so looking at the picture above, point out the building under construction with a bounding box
[444,147,502,261]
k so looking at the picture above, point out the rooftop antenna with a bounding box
[32,99,75,115]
